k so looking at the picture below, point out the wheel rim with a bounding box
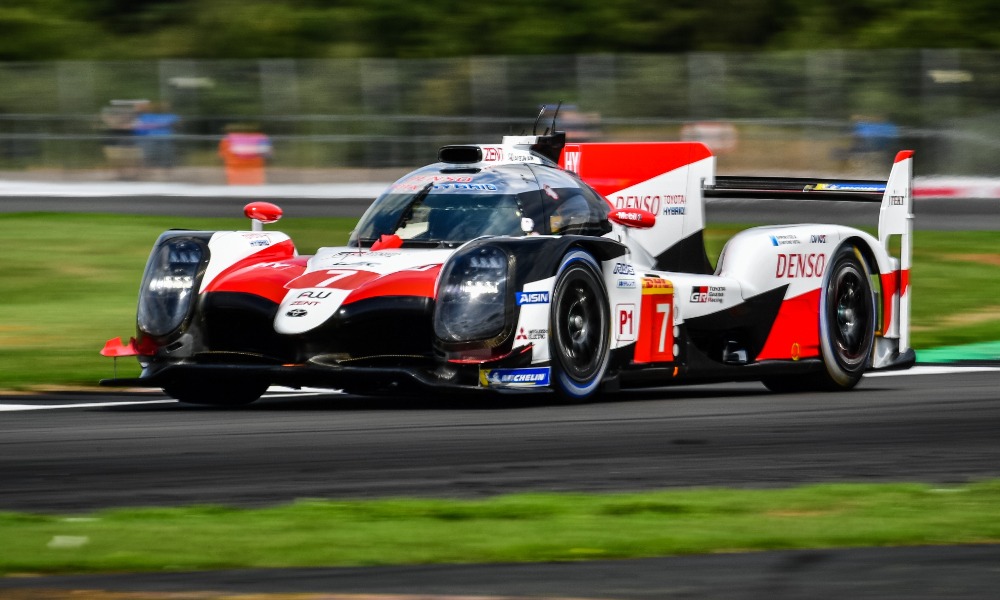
[555,271,606,381]
[828,261,871,367]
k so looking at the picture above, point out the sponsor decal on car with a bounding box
[515,327,548,341]
[810,234,828,243]
[775,253,827,278]
[612,263,635,275]
[285,309,308,317]
[769,234,801,246]
[516,291,550,305]
[617,279,637,288]
[641,277,674,294]
[479,367,551,387]
[808,182,886,193]
[690,285,725,303]
[436,183,498,191]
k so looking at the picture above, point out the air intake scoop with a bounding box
[438,145,483,164]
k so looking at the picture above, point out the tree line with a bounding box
[3,0,1000,61]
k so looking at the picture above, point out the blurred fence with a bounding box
[2,50,999,181]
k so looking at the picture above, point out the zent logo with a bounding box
[516,292,550,305]
[482,146,503,162]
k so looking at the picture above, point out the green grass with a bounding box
[2,482,999,575]
[0,213,355,389]
[0,214,997,389]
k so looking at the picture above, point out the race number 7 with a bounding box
[655,303,670,353]
[315,269,357,287]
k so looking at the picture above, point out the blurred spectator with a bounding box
[219,125,272,185]
[133,102,180,178]
[835,115,900,171]
[100,99,144,180]
[850,116,899,155]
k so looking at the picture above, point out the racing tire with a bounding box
[762,243,876,393]
[816,243,876,390]
[549,249,611,401]
[163,377,268,406]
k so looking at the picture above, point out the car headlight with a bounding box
[137,236,207,337]
[434,245,512,342]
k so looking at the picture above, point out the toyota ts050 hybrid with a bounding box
[102,114,915,405]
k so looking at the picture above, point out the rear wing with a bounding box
[706,151,914,352]
[706,176,886,202]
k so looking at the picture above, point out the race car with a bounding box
[102,113,915,405]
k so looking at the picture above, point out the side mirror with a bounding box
[244,201,283,231]
[608,208,656,229]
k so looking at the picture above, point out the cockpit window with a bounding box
[349,163,611,247]
[532,167,612,236]
[351,188,528,246]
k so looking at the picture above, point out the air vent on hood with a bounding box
[438,145,483,164]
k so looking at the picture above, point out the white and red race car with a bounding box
[102,117,914,405]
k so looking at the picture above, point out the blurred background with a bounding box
[3,0,1000,182]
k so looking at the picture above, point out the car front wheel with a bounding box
[549,249,611,401]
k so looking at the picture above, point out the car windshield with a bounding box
[351,187,528,247]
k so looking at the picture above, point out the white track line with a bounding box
[865,365,1000,377]
[0,399,176,412]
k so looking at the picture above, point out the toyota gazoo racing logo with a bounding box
[690,286,724,303]
[516,291,550,305]
[479,367,551,387]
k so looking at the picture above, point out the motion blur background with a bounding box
[3,0,1000,181]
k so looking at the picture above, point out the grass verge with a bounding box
[0,214,998,389]
[2,481,999,575]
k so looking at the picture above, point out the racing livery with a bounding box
[102,115,915,405]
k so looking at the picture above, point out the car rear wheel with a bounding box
[550,249,611,401]
[163,377,268,406]
[817,244,876,390]
[762,243,875,393]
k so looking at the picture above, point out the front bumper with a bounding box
[100,361,551,397]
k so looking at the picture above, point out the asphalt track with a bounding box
[2,367,1000,597]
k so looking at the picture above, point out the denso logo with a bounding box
[615,195,662,214]
[516,291,550,305]
[776,253,827,278]
[612,263,635,275]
